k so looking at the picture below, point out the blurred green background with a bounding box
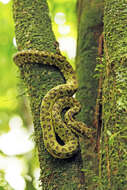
[0,0,77,189]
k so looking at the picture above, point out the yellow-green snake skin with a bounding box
[13,50,90,159]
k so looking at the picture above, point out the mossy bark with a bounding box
[76,0,104,189]
[100,1,127,189]
[13,0,86,189]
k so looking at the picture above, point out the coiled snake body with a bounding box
[14,50,90,159]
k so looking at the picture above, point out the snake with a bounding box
[13,50,91,159]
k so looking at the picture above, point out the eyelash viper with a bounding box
[13,50,91,159]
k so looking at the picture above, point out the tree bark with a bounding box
[13,0,87,189]
[76,0,104,189]
[100,1,127,189]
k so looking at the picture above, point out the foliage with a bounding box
[0,170,13,190]
[0,1,18,133]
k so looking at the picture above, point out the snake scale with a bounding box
[13,50,90,159]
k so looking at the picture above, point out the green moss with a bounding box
[13,0,57,52]
[76,1,104,189]
[12,0,86,189]
[76,2,103,126]
[100,1,127,189]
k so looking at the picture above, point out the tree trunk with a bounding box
[13,0,87,189]
[100,1,127,189]
[76,0,104,189]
